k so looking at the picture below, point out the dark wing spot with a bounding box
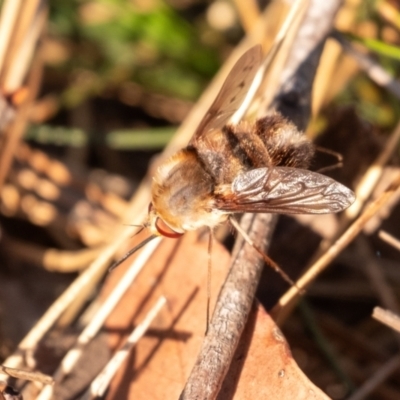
[230,96,236,103]
[238,81,245,88]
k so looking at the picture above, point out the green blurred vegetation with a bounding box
[36,0,400,149]
[26,124,175,149]
[48,0,221,108]
[335,1,400,129]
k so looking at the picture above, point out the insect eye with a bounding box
[155,218,183,239]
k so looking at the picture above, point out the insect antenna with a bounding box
[229,217,303,293]
[109,234,158,272]
[122,223,147,235]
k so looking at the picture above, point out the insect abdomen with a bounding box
[254,113,315,169]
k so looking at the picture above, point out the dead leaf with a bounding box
[219,303,330,399]
[101,231,329,399]
[103,230,231,399]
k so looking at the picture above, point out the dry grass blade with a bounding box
[1,0,46,93]
[35,237,162,400]
[232,0,260,33]
[343,107,400,222]
[373,307,400,334]
[311,0,361,115]
[1,212,150,372]
[0,0,21,72]
[377,0,400,30]
[379,230,400,252]
[231,0,308,125]
[0,365,52,386]
[272,172,400,322]
[82,297,166,399]
[357,237,400,313]
[0,1,47,193]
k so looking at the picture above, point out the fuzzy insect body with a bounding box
[148,45,354,239]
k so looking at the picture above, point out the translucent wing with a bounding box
[189,45,262,145]
[215,167,355,214]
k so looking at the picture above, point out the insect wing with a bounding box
[189,45,262,145]
[216,167,355,214]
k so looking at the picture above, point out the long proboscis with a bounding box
[109,234,158,272]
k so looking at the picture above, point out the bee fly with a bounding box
[111,45,355,273]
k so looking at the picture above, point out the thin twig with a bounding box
[379,230,400,253]
[344,119,400,221]
[333,30,400,100]
[357,237,400,315]
[355,236,400,348]
[180,213,275,399]
[347,354,400,400]
[373,307,400,334]
[0,365,53,386]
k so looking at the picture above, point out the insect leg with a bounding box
[229,216,303,293]
[205,227,213,335]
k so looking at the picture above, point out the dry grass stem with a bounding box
[2,0,47,93]
[347,355,400,400]
[83,297,166,399]
[345,119,400,220]
[232,0,260,33]
[232,0,309,125]
[0,0,22,72]
[35,237,162,400]
[1,207,147,372]
[357,238,399,314]
[0,365,52,386]
[379,230,400,252]
[373,307,400,334]
[272,173,400,323]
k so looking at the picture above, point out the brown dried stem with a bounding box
[347,355,400,400]
[373,307,400,334]
[180,214,275,399]
[0,1,47,193]
[379,230,400,253]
